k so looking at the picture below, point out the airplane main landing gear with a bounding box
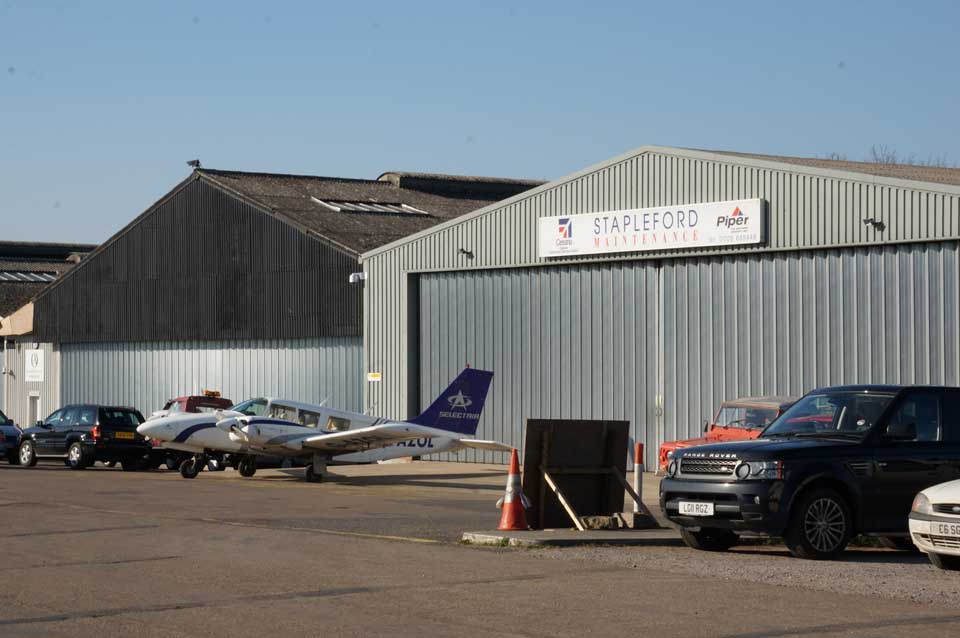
[179,455,206,479]
[238,455,257,478]
[304,464,324,483]
[305,454,328,483]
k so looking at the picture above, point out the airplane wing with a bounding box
[300,423,508,454]
[455,439,511,452]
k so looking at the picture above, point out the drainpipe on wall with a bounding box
[2,337,7,417]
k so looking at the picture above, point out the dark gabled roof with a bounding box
[198,169,545,255]
[708,150,960,187]
[0,241,95,316]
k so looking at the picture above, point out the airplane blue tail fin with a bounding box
[408,368,494,435]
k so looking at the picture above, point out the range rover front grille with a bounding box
[679,458,737,476]
[933,503,960,516]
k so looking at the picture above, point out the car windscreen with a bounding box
[231,399,268,416]
[195,405,226,413]
[763,392,894,439]
[714,405,779,430]
[98,408,145,427]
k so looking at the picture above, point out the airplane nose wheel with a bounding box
[238,456,257,478]
[179,456,204,479]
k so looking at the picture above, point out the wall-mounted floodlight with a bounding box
[348,272,367,284]
[863,218,886,232]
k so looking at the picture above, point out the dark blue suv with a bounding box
[18,404,152,471]
[0,409,21,465]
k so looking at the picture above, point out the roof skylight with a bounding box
[311,197,430,216]
[0,271,58,283]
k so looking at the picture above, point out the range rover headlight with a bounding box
[667,459,679,478]
[735,460,783,480]
[911,492,933,515]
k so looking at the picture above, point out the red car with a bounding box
[657,396,797,473]
[155,391,234,417]
[147,391,233,470]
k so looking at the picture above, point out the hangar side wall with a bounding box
[34,178,361,343]
[3,342,61,427]
[363,148,960,427]
[417,242,960,467]
[60,337,363,417]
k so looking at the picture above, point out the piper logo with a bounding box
[716,206,749,228]
[447,391,473,410]
[558,218,573,239]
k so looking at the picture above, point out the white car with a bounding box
[909,479,960,570]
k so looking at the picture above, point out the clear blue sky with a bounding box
[2,1,958,243]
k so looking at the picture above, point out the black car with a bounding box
[0,409,21,465]
[660,385,960,559]
[18,404,153,471]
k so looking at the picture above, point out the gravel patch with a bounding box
[529,542,960,606]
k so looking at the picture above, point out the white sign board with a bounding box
[25,349,44,383]
[537,198,765,258]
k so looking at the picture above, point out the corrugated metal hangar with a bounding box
[360,145,960,466]
[2,169,541,426]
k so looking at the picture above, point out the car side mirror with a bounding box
[37,421,49,428]
[885,422,917,441]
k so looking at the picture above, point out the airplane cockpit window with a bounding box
[232,399,268,416]
[325,416,350,432]
[270,404,298,422]
[301,410,323,428]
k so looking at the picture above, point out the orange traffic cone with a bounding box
[496,448,530,531]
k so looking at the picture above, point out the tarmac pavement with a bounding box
[2,461,960,637]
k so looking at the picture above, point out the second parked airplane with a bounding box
[137,368,507,481]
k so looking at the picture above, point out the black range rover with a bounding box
[660,385,960,559]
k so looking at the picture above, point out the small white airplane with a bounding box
[136,367,507,482]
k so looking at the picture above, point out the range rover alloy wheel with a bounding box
[785,488,852,559]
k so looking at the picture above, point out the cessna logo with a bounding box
[447,391,473,410]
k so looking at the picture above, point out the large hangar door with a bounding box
[418,263,661,465]
[659,243,960,446]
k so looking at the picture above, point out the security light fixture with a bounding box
[458,248,474,259]
[348,272,367,284]
[186,159,202,168]
[862,217,886,231]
